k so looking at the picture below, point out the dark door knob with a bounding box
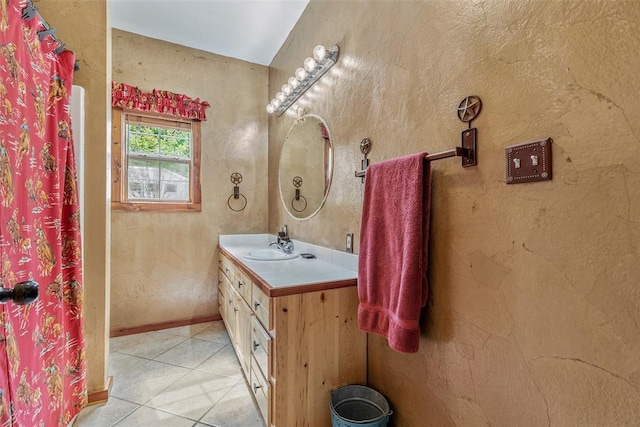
[0,280,39,305]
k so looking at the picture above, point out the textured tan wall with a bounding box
[38,1,110,394]
[111,30,268,330]
[269,1,640,425]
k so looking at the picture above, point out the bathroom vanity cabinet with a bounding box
[218,246,366,427]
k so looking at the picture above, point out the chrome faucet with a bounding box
[270,225,294,254]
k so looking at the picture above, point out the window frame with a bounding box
[111,108,202,212]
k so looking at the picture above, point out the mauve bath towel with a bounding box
[357,152,431,353]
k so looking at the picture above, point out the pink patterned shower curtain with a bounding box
[0,2,86,426]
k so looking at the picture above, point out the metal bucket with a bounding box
[330,385,392,427]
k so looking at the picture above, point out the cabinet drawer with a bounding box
[221,275,234,309]
[219,252,235,282]
[252,283,271,330]
[234,269,252,305]
[250,358,269,424]
[251,316,271,378]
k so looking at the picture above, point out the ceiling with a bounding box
[109,0,310,66]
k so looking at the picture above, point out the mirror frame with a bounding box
[278,114,334,221]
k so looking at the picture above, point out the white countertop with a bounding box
[219,234,358,289]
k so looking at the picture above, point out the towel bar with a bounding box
[354,128,477,178]
[354,95,481,178]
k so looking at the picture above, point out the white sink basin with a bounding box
[244,249,299,261]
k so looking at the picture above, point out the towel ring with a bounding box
[228,194,247,212]
[227,172,247,212]
[290,176,307,212]
[291,195,307,212]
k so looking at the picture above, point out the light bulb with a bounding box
[313,45,326,61]
[272,98,281,108]
[282,84,292,95]
[276,92,286,102]
[295,67,308,81]
[266,104,275,114]
[303,57,317,72]
[288,76,299,89]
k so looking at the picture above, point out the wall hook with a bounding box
[227,172,247,212]
[456,95,481,167]
[355,137,372,182]
[457,95,482,128]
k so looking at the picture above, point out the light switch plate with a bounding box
[505,138,552,184]
[346,233,354,253]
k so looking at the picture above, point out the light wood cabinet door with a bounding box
[228,281,241,349]
[219,272,236,342]
[218,277,226,324]
[222,279,251,380]
[235,293,252,380]
[272,287,366,427]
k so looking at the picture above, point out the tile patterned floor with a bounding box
[73,321,264,427]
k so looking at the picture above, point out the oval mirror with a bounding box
[278,114,333,220]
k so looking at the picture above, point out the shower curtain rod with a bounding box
[22,0,80,70]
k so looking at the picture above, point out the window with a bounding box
[112,109,201,211]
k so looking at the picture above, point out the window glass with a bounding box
[111,109,202,212]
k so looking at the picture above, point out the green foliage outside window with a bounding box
[128,125,191,159]
[126,123,192,201]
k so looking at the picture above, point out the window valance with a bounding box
[112,81,210,121]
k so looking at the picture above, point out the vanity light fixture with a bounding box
[266,44,339,116]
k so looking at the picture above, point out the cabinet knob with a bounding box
[254,301,260,310]
[253,340,260,351]
[238,281,244,288]
[233,307,238,313]
[253,383,263,393]
[228,299,233,305]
